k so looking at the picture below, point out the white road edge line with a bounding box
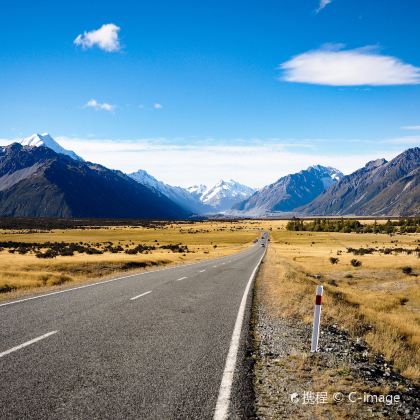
[213,249,266,420]
[176,277,188,281]
[0,331,58,359]
[130,290,152,301]
[0,242,257,308]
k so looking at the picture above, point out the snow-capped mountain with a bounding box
[309,165,342,189]
[20,133,83,161]
[129,170,209,214]
[129,173,255,214]
[186,184,208,200]
[129,169,164,192]
[234,165,343,215]
[195,179,256,212]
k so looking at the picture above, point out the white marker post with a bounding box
[311,285,323,352]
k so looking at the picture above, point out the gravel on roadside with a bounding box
[252,305,420,419]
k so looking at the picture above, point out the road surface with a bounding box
[0,235,267,419]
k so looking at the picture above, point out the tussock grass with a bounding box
[0,271,72,293]
[260,228,420,383]
[0,221,262,300]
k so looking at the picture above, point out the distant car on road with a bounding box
[261,243,265,247]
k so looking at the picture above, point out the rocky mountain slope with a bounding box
[300,148,420,216]
[235,165,343,215]
[128,169,210,214]
[0,144,189,219]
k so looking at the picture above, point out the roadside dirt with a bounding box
[252,303,420,419]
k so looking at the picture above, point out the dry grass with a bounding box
[260,226,420,383]
[0,220,263,300]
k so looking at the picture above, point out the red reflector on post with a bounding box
[311,285,324,352]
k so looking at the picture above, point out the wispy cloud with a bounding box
[84,99,115,112]
[74,23,121,52]
[280,45,420,86]
[316,0,333,13]
[401,125,420,131]
[153,103,163,109]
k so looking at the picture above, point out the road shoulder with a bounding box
[251,247,419,419]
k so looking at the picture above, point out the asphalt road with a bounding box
[0,234,267,420]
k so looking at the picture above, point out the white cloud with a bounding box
[280,45,420,86]
[153,103,163,109]
[316,0,333,13]
[74,23,121,52]
[401,125,420,131]
[54,136,404,188]
[84,99,115,112]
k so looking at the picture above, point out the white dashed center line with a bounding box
[176,276,188,281]
[199,269,206,273]
[130,291,152,301]
[0,331,58,359]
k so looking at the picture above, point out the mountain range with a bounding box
[128,169,210,214]
[129,171,255,214]
[0,133,418,218]
[233,165,343,215]
[300,148,420,216]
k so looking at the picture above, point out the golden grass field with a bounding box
[0,221,264,301]
[258,221,420,383]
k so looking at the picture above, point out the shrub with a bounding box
[160,243,189,253]
[400,297,409,306]
[0,283,16,294]
[329,257,339,265]
[402,266,413,275]
[350,259,362,267]
[286,217,419,234]
[36,249,58,259]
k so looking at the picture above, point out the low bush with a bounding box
[402,266,413,275]
[350,259,362,267]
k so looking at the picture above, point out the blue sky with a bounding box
[0,0,419,187]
